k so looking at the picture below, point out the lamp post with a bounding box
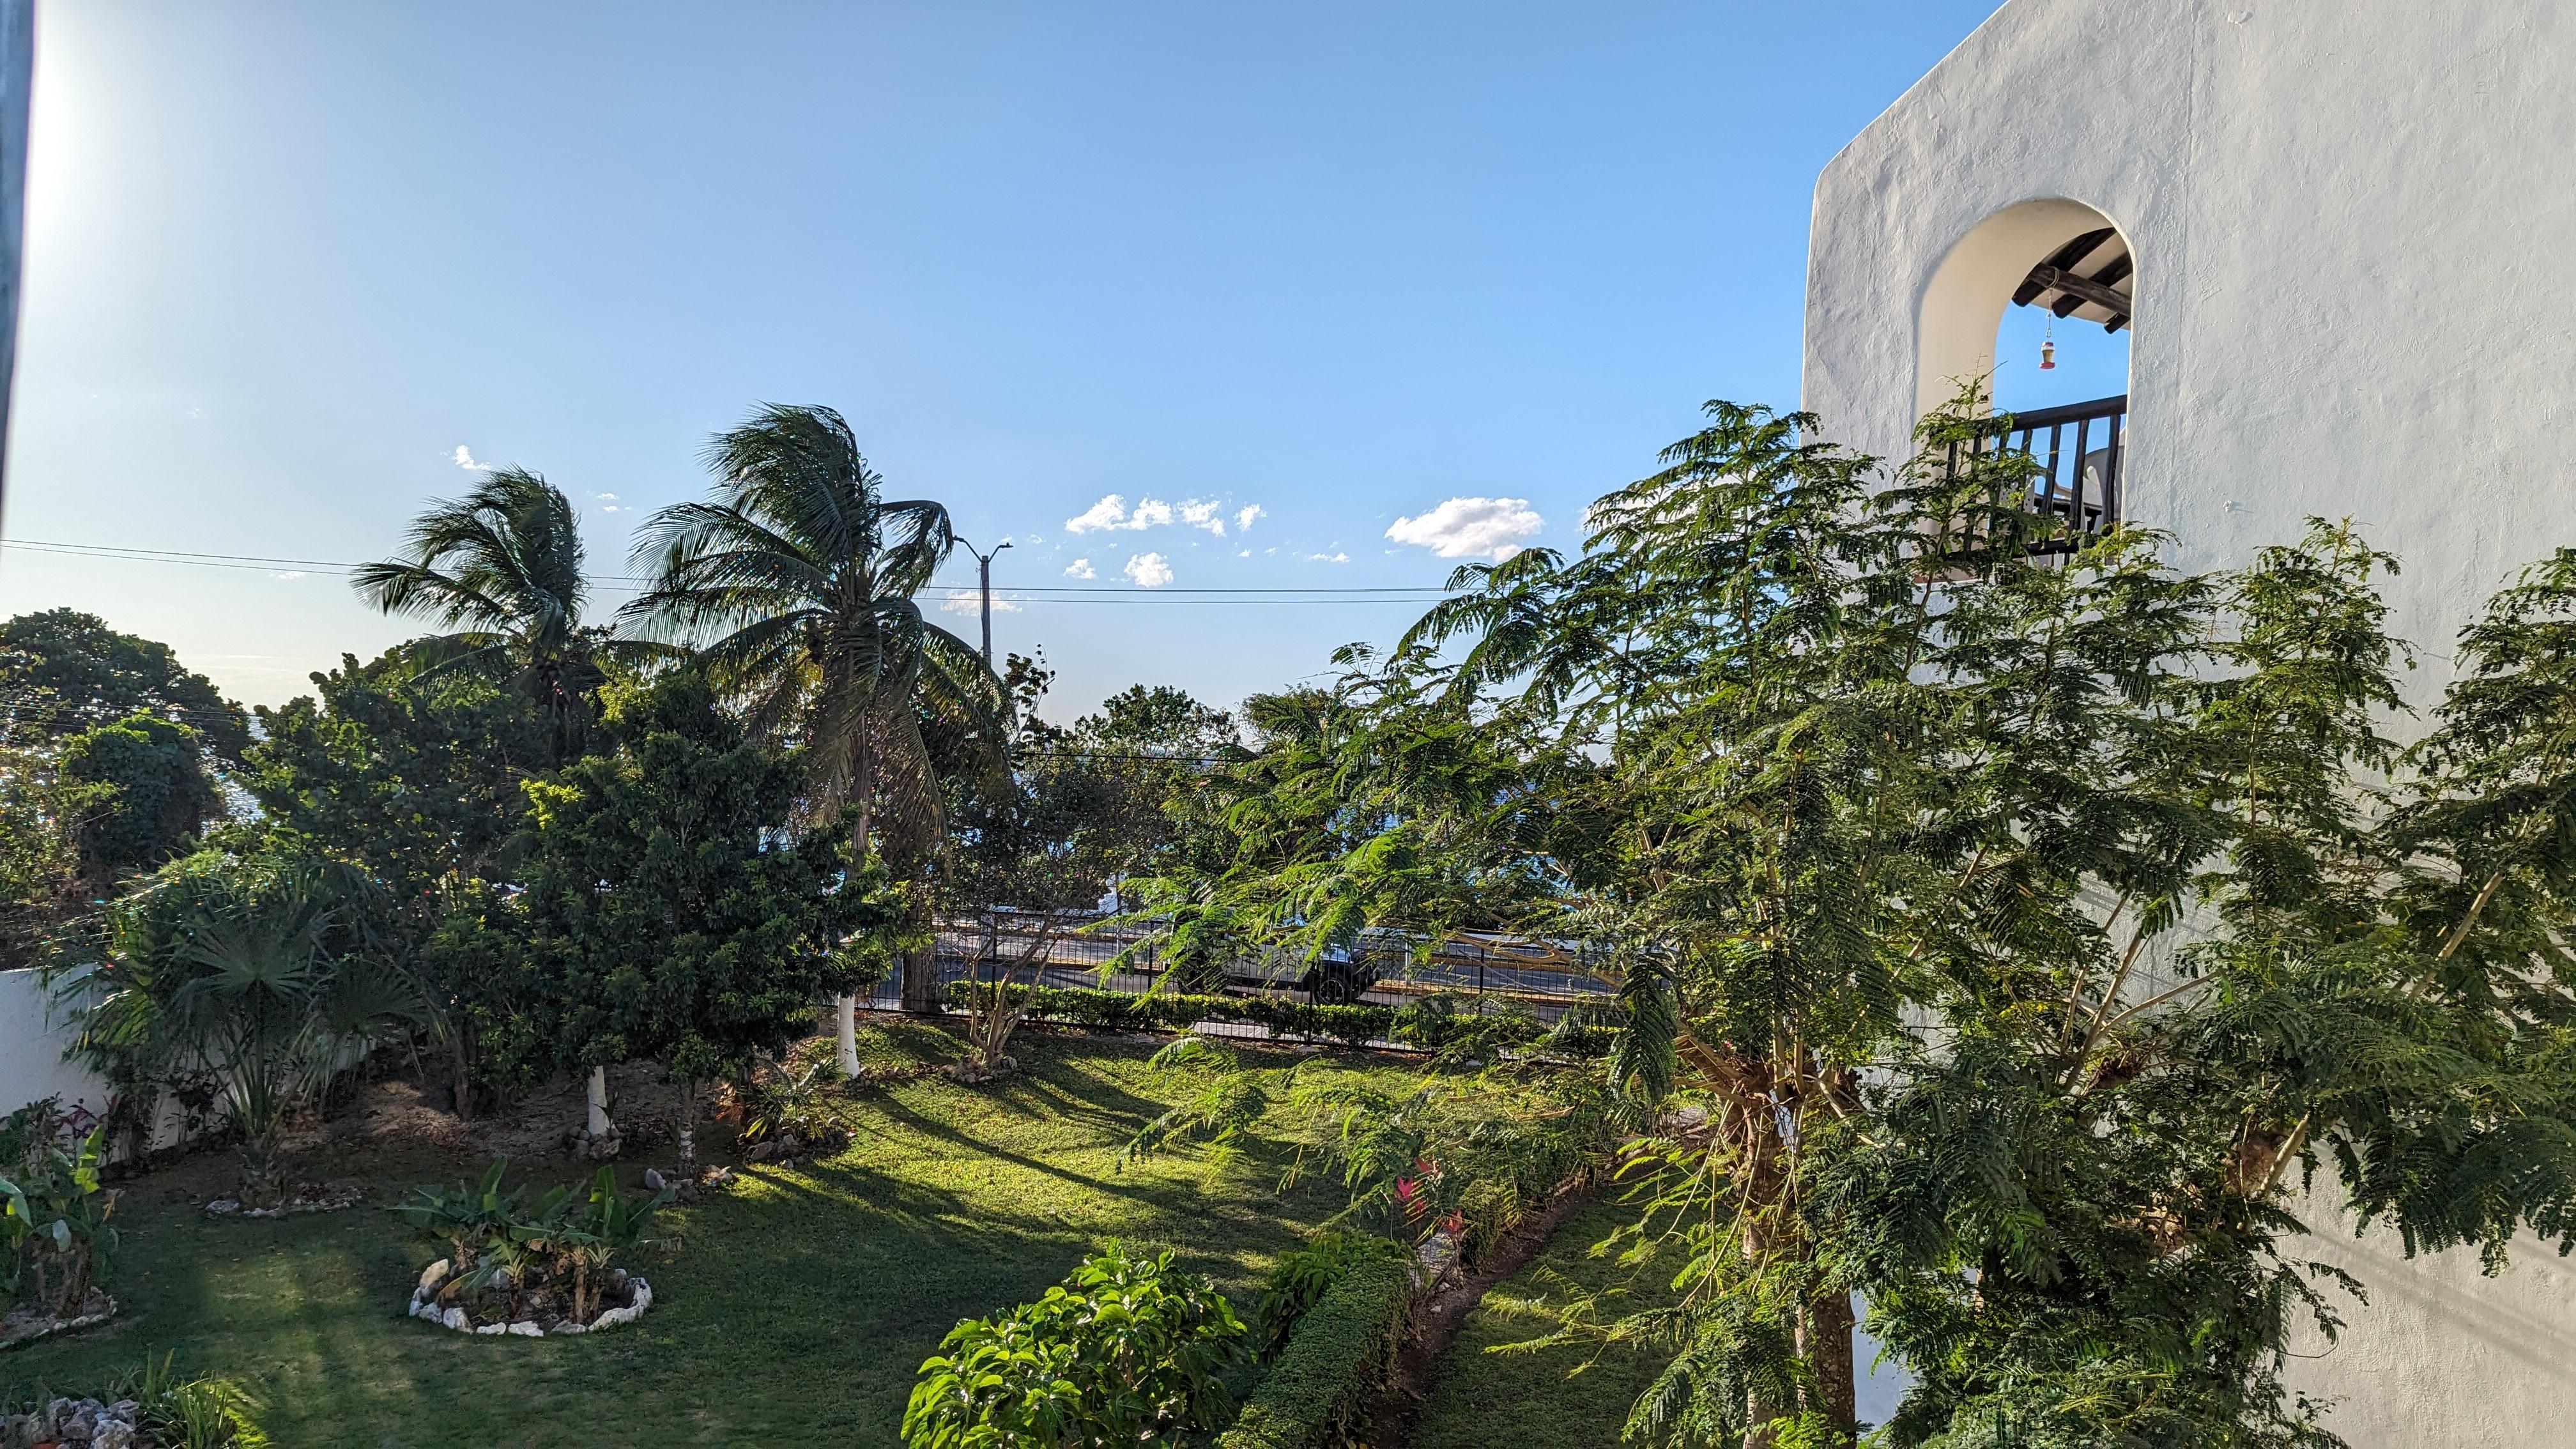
[955,537,1011,668]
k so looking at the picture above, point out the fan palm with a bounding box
[68,852,426,1202]
[620,404,1001,1044]
[354,466,641,764]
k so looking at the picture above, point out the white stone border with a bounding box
[0,1294,116,1351]
[206,1185,364,1218]
[405,1260,653,1337]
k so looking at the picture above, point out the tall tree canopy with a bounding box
[243,649,561,1113]
[0,608,249,760]
[58,712,224,887]
[622,403,1000,1026]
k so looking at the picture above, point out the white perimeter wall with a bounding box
[0,965,109,1122]
[1802,2,2576,1443]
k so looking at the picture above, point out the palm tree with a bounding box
[620,404,1000,1058]
[354,467,632,764]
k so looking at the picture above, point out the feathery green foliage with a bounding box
[1155,388,2576,1446]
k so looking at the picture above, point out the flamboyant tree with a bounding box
[1154,394,2576,1448]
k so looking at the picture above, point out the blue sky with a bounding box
[0,1,2028,720]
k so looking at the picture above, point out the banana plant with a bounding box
[389,1158,522,1289]
[2,1122,119,1319]
[537,1168,673,1322]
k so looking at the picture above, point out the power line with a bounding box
[0,537,1464,602]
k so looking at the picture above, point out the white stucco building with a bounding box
[1800,3,2576,1443]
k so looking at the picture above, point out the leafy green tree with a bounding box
[622,404,1000,1039]
[58,711,224,887]
[944,657,1162,1076]
[0,743,85,968]
[355,467,650,767]
[498,668,891,1167]
[241,650,556,1114]
[1061,682,1244,901]
[245,652,552,900]
[0,608,250,760]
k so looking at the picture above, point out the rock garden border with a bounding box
[204,1183,364,1218]
[404,1259,653,1338]
[0,1292,118,1352]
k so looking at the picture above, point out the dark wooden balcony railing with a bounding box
[1949,393,2127,556]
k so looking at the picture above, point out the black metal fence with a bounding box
[855,911,1616,1029]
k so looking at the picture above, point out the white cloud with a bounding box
[1238,549,1251,558]
[1066,493,1247,537]
[1234,504,1264,533]
[600,505,624,514]
[1384,496,1544,560]
[270,571,307,581]
[595,491,618,500]
[1307,551,1350,564]
[1066,494,1130,532]
[452,445,492,471]
[1064,557,1096,579]
[1124,552,1174,588]
[941,588,1021,616]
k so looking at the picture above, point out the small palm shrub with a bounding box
[130,1355,270,1448]
[519,1168,674,1323]
[903,1243,1248,1446]
[389,1159,521,1284]
[0,1100,120,1324]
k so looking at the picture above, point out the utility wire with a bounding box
[0,538,1465,601]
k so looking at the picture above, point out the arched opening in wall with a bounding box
[1918,199,2133,551]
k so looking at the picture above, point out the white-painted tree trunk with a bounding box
[586,1066,611,1137]
[834,993,861,1076]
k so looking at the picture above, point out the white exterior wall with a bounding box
[0,965,109,1121]
[1802,3,2576,1443]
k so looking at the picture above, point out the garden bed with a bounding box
[406,1259,654,1337]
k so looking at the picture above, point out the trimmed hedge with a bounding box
[1216,1247,1416,1449]
[942,981,1613,1057]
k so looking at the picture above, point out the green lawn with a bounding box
[1,1023,1393,1447]
[1409,1195,1682,1449]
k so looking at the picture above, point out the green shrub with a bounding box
[1253,1232,1407,1358]
[904,1243,1248,1447]
[1217,1248,1414,1449]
